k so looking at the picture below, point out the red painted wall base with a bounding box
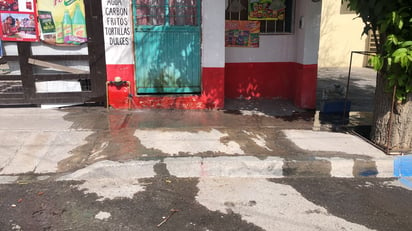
[225,62,317,109]
[294,63,318,109]
[106,62,317,110]
[106,65,225,109]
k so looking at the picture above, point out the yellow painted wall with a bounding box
[318,0,367,68]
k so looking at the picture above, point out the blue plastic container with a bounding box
[320,99,351,114]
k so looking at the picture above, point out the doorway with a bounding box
[133,0,201,94]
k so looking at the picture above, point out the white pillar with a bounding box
[295,0,322,65]
[202,0,225,68]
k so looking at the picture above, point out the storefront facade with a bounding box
[106,0,321,110]
[104,0,225,109]
[0,0,321,109]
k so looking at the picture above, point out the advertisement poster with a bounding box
[225,20,260,48]
[37,0,87,46]
[0,0,39,41]
[248,0,286,21]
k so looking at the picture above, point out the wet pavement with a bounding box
[0,67,401,182]
[0,68,398,180]
[0,99,393,178]
[1,67,411,230]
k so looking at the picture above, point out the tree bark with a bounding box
[372,72,412,152]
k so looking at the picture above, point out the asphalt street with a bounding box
[1,174,412,231]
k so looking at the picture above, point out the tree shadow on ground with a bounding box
[223,98,314,122]
[222,68,377,125]
[317,67,376,112]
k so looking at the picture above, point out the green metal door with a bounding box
[133,0,201,94]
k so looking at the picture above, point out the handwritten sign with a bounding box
[103,0,131,46]
[102,0,134,64]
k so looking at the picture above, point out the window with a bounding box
[225,0,294,34]
[135,0,198,26]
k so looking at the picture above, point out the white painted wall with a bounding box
[202,0,225,68]
[318,0,367,67]
[225,35,296,63]
[295,0,322,65]
[224,1,322,65]
[99,0,322,68]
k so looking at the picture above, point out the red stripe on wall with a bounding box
[106,64,135,109]
[201,67,225,108]
[225,62,317,109]
[106,63,317,109]
[225,62,296,99]
[106,65,225,109]
[294,64,317,109]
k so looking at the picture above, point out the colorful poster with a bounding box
[248,0,286,21]
[37,0,87,46]
[225,20,260,48]
[0,0,39,41]
[0,0,35,12]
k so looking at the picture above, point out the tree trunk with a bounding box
[372,72,412,152]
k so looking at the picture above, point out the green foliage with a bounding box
[344,0,412,101]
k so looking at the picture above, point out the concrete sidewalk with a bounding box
[0,99,397,184]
